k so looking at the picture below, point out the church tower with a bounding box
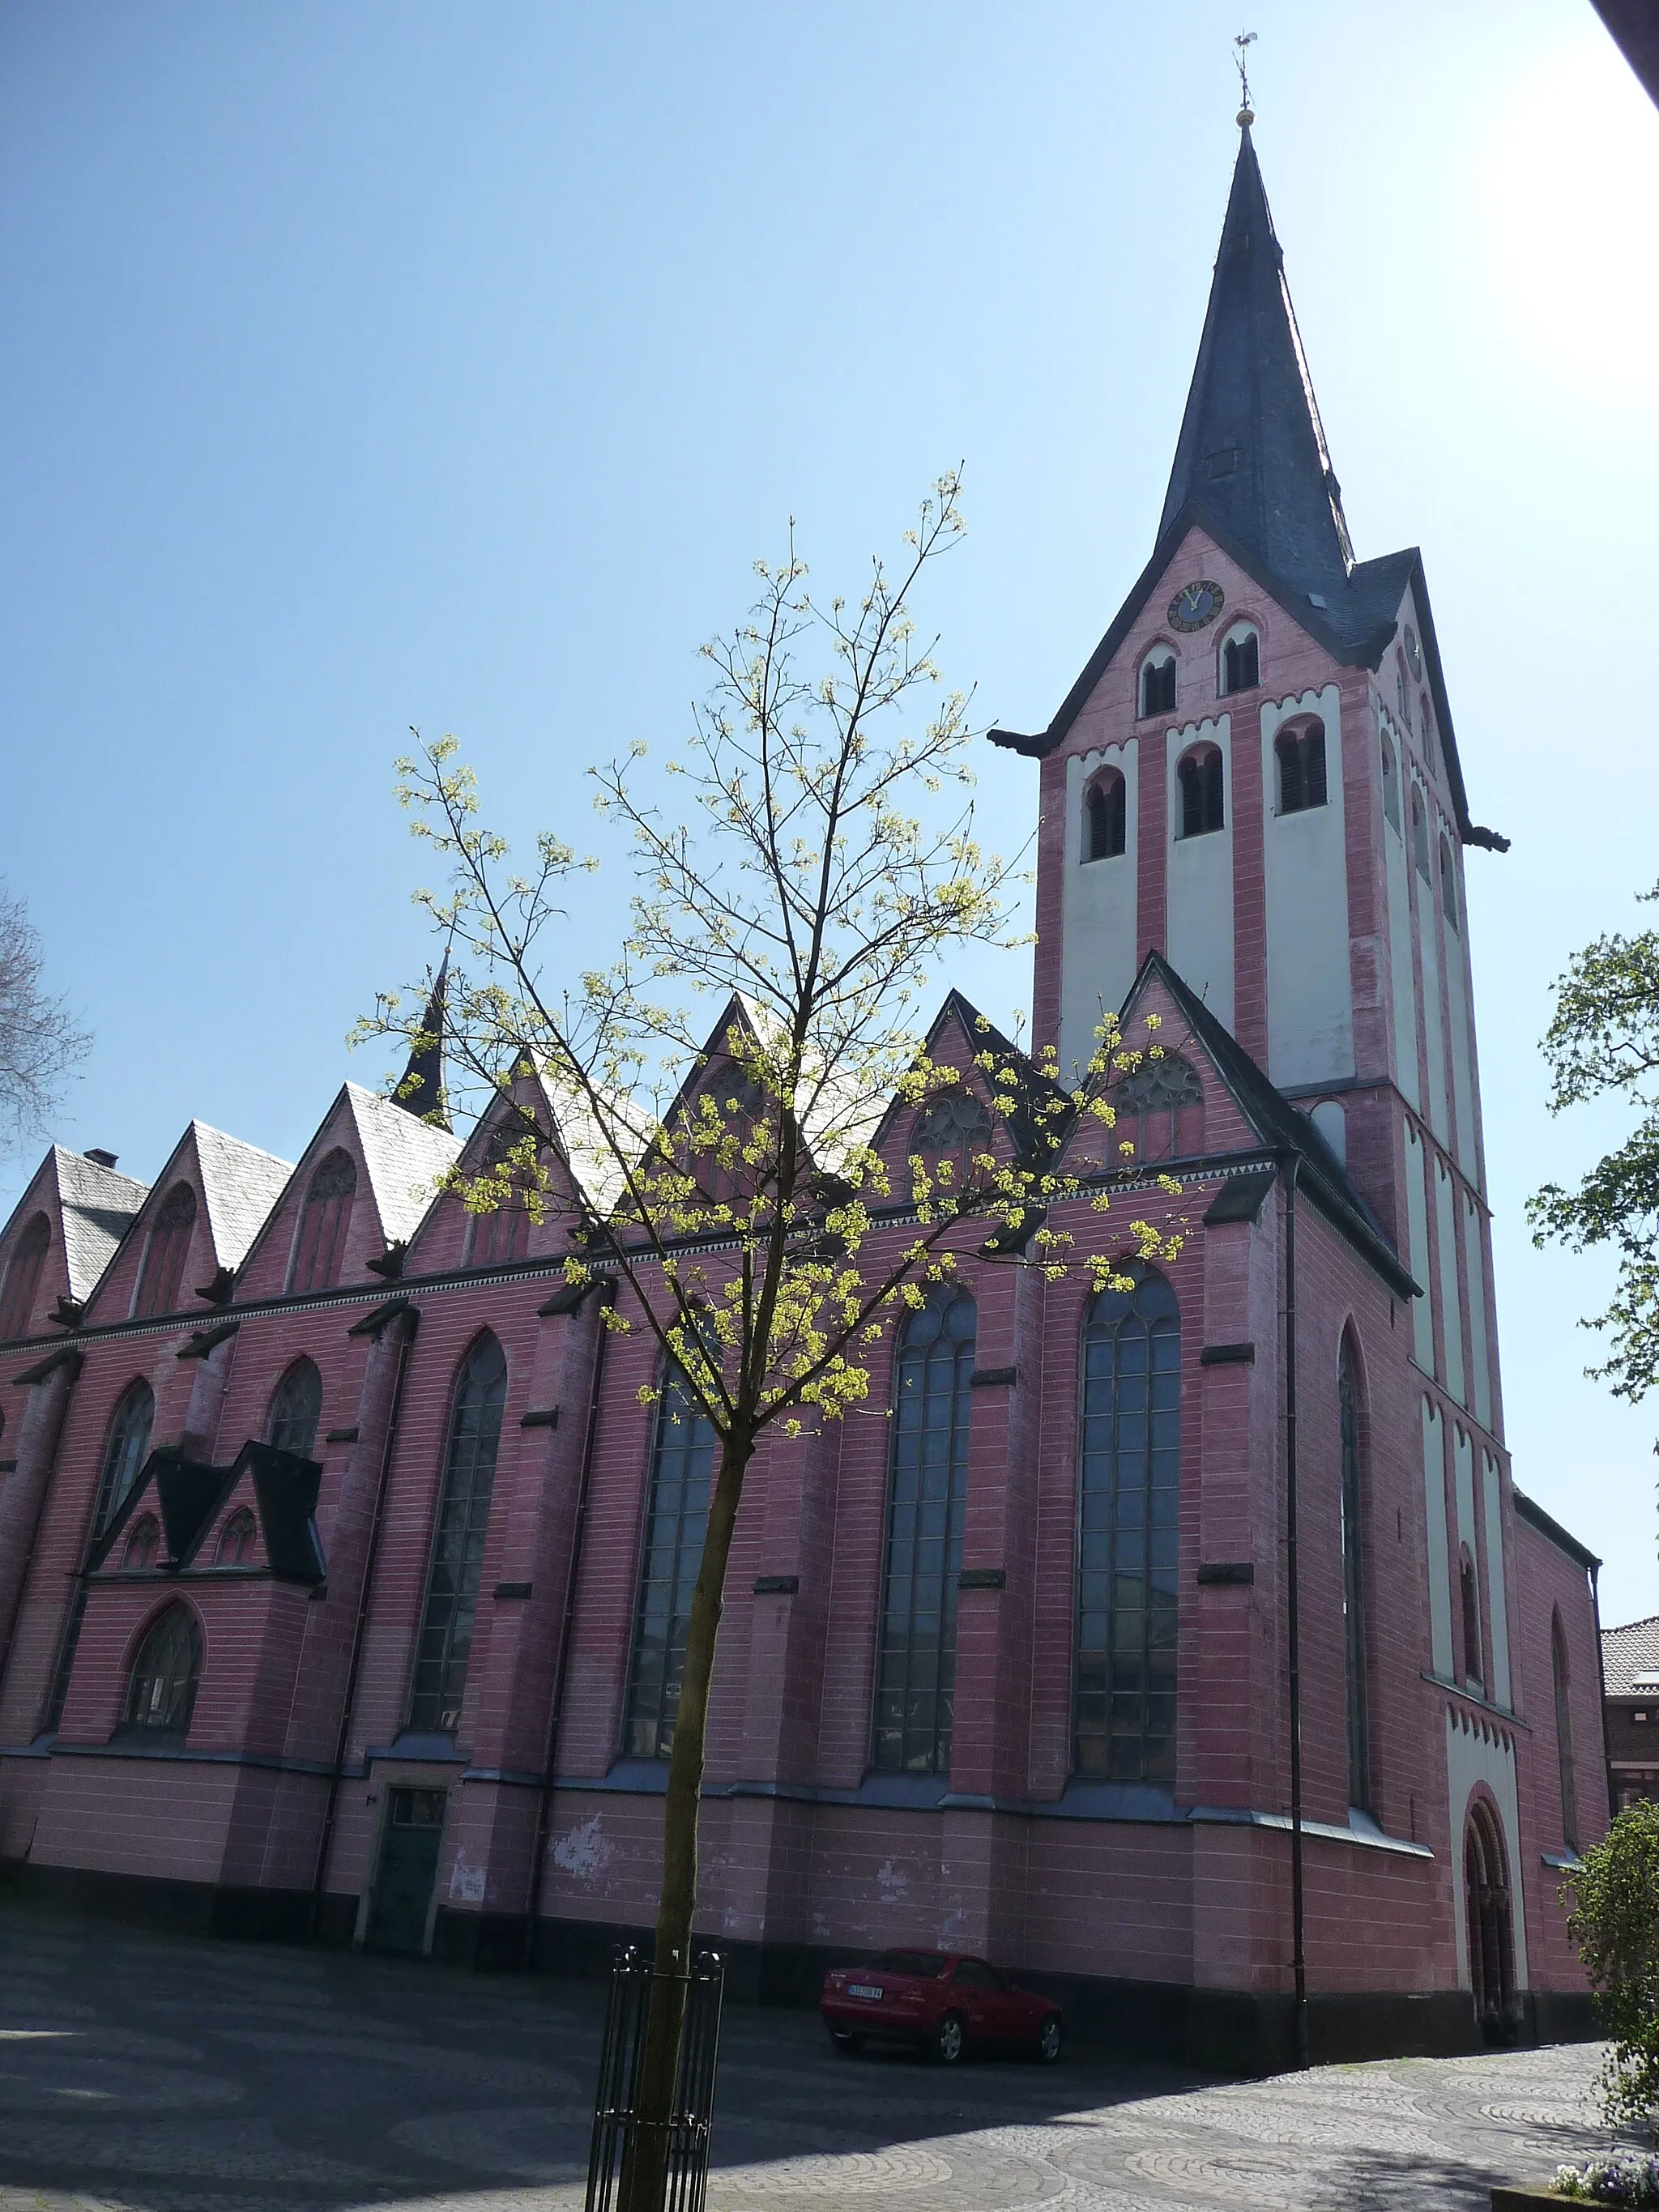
[994,116,1506,1444]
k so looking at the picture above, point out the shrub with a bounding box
[1564,1802,1659,2130]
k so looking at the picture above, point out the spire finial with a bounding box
[1234,29,1256,126]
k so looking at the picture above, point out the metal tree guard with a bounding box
[586,1946,725,2212]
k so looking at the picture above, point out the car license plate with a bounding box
[847,1983,883,2001]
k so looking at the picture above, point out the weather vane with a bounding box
[1234,29,1257,124]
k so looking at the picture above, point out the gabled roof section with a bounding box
[1602,1613,1659,1697]
[1120,953,1418,1301]
[1513,1486,1602,1576]
[88,1440,325,1583]
[51,1149,151,1300]
[343,1083,463,1247]
[866,990,1066,1168]
[1159,121,1353,599]
[192,1124,294,1272]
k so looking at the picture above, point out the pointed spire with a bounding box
[392,951,450,1131]
[1158,121,1354,599]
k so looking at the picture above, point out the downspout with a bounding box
[1590,1559,1614,1830]
[1281,1148,1308,2070]
[308,1306,420,1937]
[522,1279,614,1970]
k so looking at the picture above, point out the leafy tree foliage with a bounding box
[0,882,92,1160]
[1564,1801,1659,2129]
[1530,885,1659,1404]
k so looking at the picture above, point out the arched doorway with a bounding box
[1464,1801,1516,2042]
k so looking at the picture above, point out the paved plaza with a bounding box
[0,1899,1616,2211]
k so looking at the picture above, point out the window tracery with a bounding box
[1107,1055,1202,1163]
[122,1514,160,1570]
[266,1358,322,1459]
[408,1334,507,1734]
[291,1150,356,1294]
[216,1508,257,1568]
[135,1184,195,1319]
[124,1605,203,1737]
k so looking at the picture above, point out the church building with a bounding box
[0,121,1609,2068]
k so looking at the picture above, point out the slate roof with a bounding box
[49,1149,150,1301]
[344,1083,463,1246]
[191,1124,294,1272]
[1602,1615,1659,1698]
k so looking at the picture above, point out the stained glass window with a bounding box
[125,1605,203,1735]
[266,1358,322,1458]
[408,1335,507,1733]
[871,1289,975,1775]
[1075,1268,1180,1784]
[622,1371,716,1758]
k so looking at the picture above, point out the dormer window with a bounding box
[1177,744,1224,837]
[1219,624,1259,694]
[1139,650,1176,718]
[1083,769,1127,861]
[1275,720,1328,814]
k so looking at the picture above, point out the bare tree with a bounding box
[0,884,92,1157]
[365,475,1182,2210]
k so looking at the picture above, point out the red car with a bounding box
[821,1948,1063,2064]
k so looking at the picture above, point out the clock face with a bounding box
[1403,624,1422,680]
[1168,580,1225,632]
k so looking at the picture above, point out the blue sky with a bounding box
[3,2,1657,1624]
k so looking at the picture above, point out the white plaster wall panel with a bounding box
[1260,684,1354,1088]
[1445,907,1478,1179]
[1444,1711,1529,1989]
[1380,711,1420,1110]
[1166,717,1234,1030]
[1482,1451,1512,1710]
[1059,741,1139,1086]
[1435,1157,1465,1406]
[1464,1193,1492,1434]
[1405,1121,1434,1371]
[1415,803,1451,1146]
[1422,1396,1453,1677]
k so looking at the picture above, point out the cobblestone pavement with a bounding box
[0,1900,1614,2211]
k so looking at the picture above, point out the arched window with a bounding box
[1419,694,1438,770]
[408,1334,508,1734]
[1177,745,1224,838]
[1459,1545,1483,1690]
[124,1605,203,1737]
[1464,1801,1515,2035]
[1338,1342,1371,1810]
[135,1184,195,1319]
[1076,1268,1180,1783]
[1275,721,1328,815]
[93,1383,156,1533]
[1552,1616,1579,1852]
[122,1514,160,1570]
[872,1289,975,1775]
[623,1366,716,1758]
[216,1508,257,1567]
[910,1089,992,1187]
[471,1117,542,1268]
[266,1358,322,1459]
[0,1213,49,1341]
[1084,769,1127,861]
[1140,650,1176,718]
[1410,790,1431,880]
[1439,835,1460,933]
[290,1150,356,1294]
[1106,1055,1202,1164]
[1220,626,1259,694]
[1380,732,1401,832]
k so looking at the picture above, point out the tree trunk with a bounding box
[619,1424,753,2212]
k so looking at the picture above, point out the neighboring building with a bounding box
[0,118,1608,2068]
[1602,1616,1659,1811]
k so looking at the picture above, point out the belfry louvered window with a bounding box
[1140,653,1176,717]
[1276,721,1328,814]
[266,1358,322,1458]
[623,1370,716,1758]
[871,1289,975,1775]
[135,1184,194,1319]
[1075,1268,1180,1784]
[0,1214,49,1340]
[291,1149,356,1294]
[1177,747,1224,837]
[1085,770,1127,861]
[408,1334,507,1733]
[1221,629,1259,693]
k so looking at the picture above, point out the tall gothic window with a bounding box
[1085,769,1127,861]
[1107,1055,1202,1164]
[408,1334,507,1734]
[1177,746,1224,837]
[0,1213,49,1340]
[871,1289,975,1775]
[1460,1545,1483,1690]
[45,1380,152,1733]
[1552,1615,1579,1852]
[290,1150,356,1294]
[622,1369,716,1758]
[1338,1342,1371,1810]
[135,1184,195,1319]
[1140,651,1176,717]
[1075,1268,1180,1784]
[266,1358,322,1458]
[124,1605,203,1737]
[1276,722,1328,814]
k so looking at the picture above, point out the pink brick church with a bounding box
[0,123,1610,2067]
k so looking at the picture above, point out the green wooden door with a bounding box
[365,1788,446,1955]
